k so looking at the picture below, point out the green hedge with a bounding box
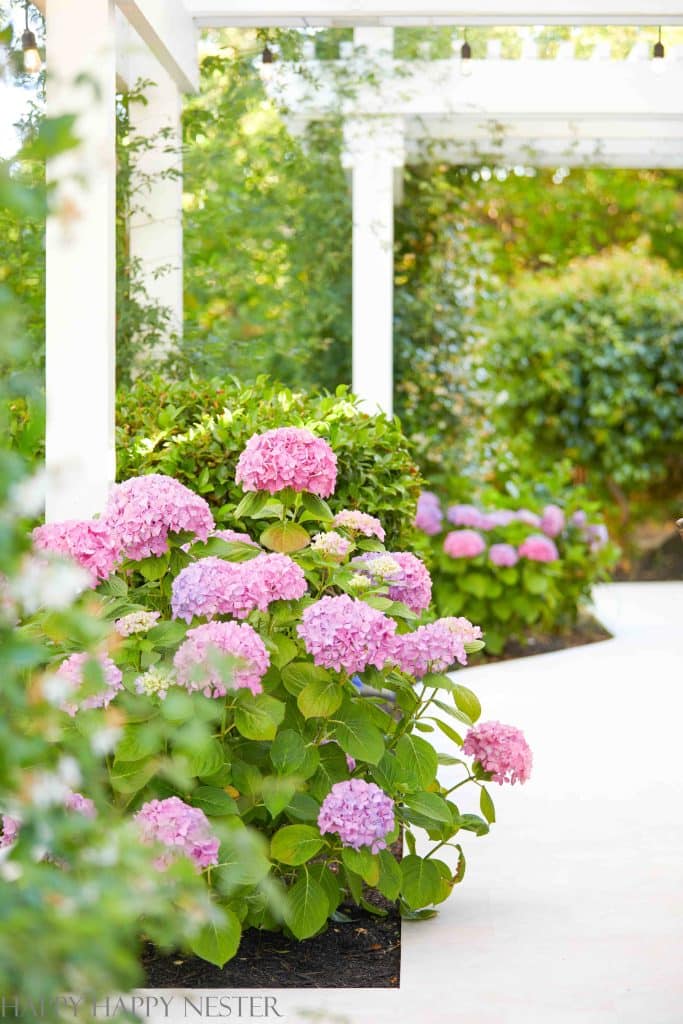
[117,375,423,550]
[482,249,683,505]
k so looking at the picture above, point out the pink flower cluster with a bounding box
[463,721,532,785]
[356,552,432,614]
[297,595,397,675]
[311,531,352,560]
[64,791,96,818]
[444,530,487,559]
[518,535,559,563]
[236,428,337,497]
[171,553,307,623]
[173,620,270,697]
[414,492,443,536]
[0,815,19,848]
[441,616,483,645]
[56,653,123,716]
[213,529,260,548]
[332,510,385,541]
[488,543,519,568]
[103,474,214,561]
[539,504,565,538]
[114,610,161,637]
[391,620,467,678]
[135,796,219,872]
[570,512,609,553]
[318,780,394,853]
[439,503,567,537]
[32,519,121,585]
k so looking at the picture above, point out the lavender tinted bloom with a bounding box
[318,780,394,853]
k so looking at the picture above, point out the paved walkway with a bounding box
[150,583,682,1024]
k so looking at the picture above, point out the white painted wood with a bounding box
[45,0,117,521]
[343,116,404,416]
[185,1,683,27]
[127,39,184,356]
[34,0,199,92]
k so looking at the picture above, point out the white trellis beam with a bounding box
[45,0,117,520]
[185,1,683,26]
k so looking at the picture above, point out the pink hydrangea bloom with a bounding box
[56,653,124,716]
[570,510,588,528]
[172,553,307,623]
[440,616,483,645]
[235,427,337,497]
[212,529,260,548]
[32,519,120,585]
[584,523,609,553]
[444,530,486,559]
[173,620,270,697]
[297,595,396,675]
[391,621,467,678]
[518,535,559,563]
[540,504,565,538]
[489,543,519,568]
[462,721,532,785]
[135,797,219,872]
[355,551,432,614]
[318,780,394,853]
[311,531,353,560]
[114,610,161,637]
[414,492,443,536]
[64,791,96,818]
[103,474,214,561]
[515,509,542,528]
[447,504,483,528]
[332,509,385,541]
[0,815,20,848]
[485,509,517,528]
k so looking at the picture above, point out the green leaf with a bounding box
[297,677,343,719]
[400,855,443,910]
[459,813,490,836]
[281,661,330,697]
[190,911,241,968]
[451,683,482,724]
[403,791,452,825]
[377,849,402,901]
[147,620,187,649]
[260,522,310,554]
[186,739,224,779]
[286,793,320,822]
[234,693,285,741]
[479,786,496,824]
[109,760,157,795]
[270,729,308,774]
[269,634,299,670]
[136,554,170,581]
[262,776,298,818]
[284,874,329,940]
[308,862,342,915]
[113,724,161,763]
[341,847,379,886]
[423,673,455,692]
[271,825,324,866]
[192,786,238,817]
[234,490,270,519]
[334,710,385,765]
[395,735,438,790]
[301,493,333,521]
[433,718,464,746]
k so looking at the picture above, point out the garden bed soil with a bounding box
[615,531,683,582]
[142,898,400,989]
[479,612,612,664]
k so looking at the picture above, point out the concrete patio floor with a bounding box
[147,582,683,1024]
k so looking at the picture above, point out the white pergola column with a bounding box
[127,56,184,352]
[45,0,117,521]
[343,114,404,417]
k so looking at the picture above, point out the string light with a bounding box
[460,29,472,77]
[653,26,665,60]
[22,0,42,75]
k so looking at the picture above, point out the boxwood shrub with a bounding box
[117,375,423,550]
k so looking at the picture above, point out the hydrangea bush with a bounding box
[415,492,617,654]
[21,428,532,967]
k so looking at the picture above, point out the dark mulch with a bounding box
[141,900,400,989]
[615,531,683,582]
[479,612,612,664]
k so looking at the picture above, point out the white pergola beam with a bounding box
[34,0,198,92]
[185,1,683,26]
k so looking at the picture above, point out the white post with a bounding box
[127,55,184,354]
[343,115,404,417]
[45,0,117,521]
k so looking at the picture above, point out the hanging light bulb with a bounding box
[460,30,472,77]
[260,43,276,81]
[22,1,42,75]
[652,26,666,75]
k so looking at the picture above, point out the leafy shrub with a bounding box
[415,490,616,654]
[117,375,423,550]
[24,428,533,966]
[482,249,683,508]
